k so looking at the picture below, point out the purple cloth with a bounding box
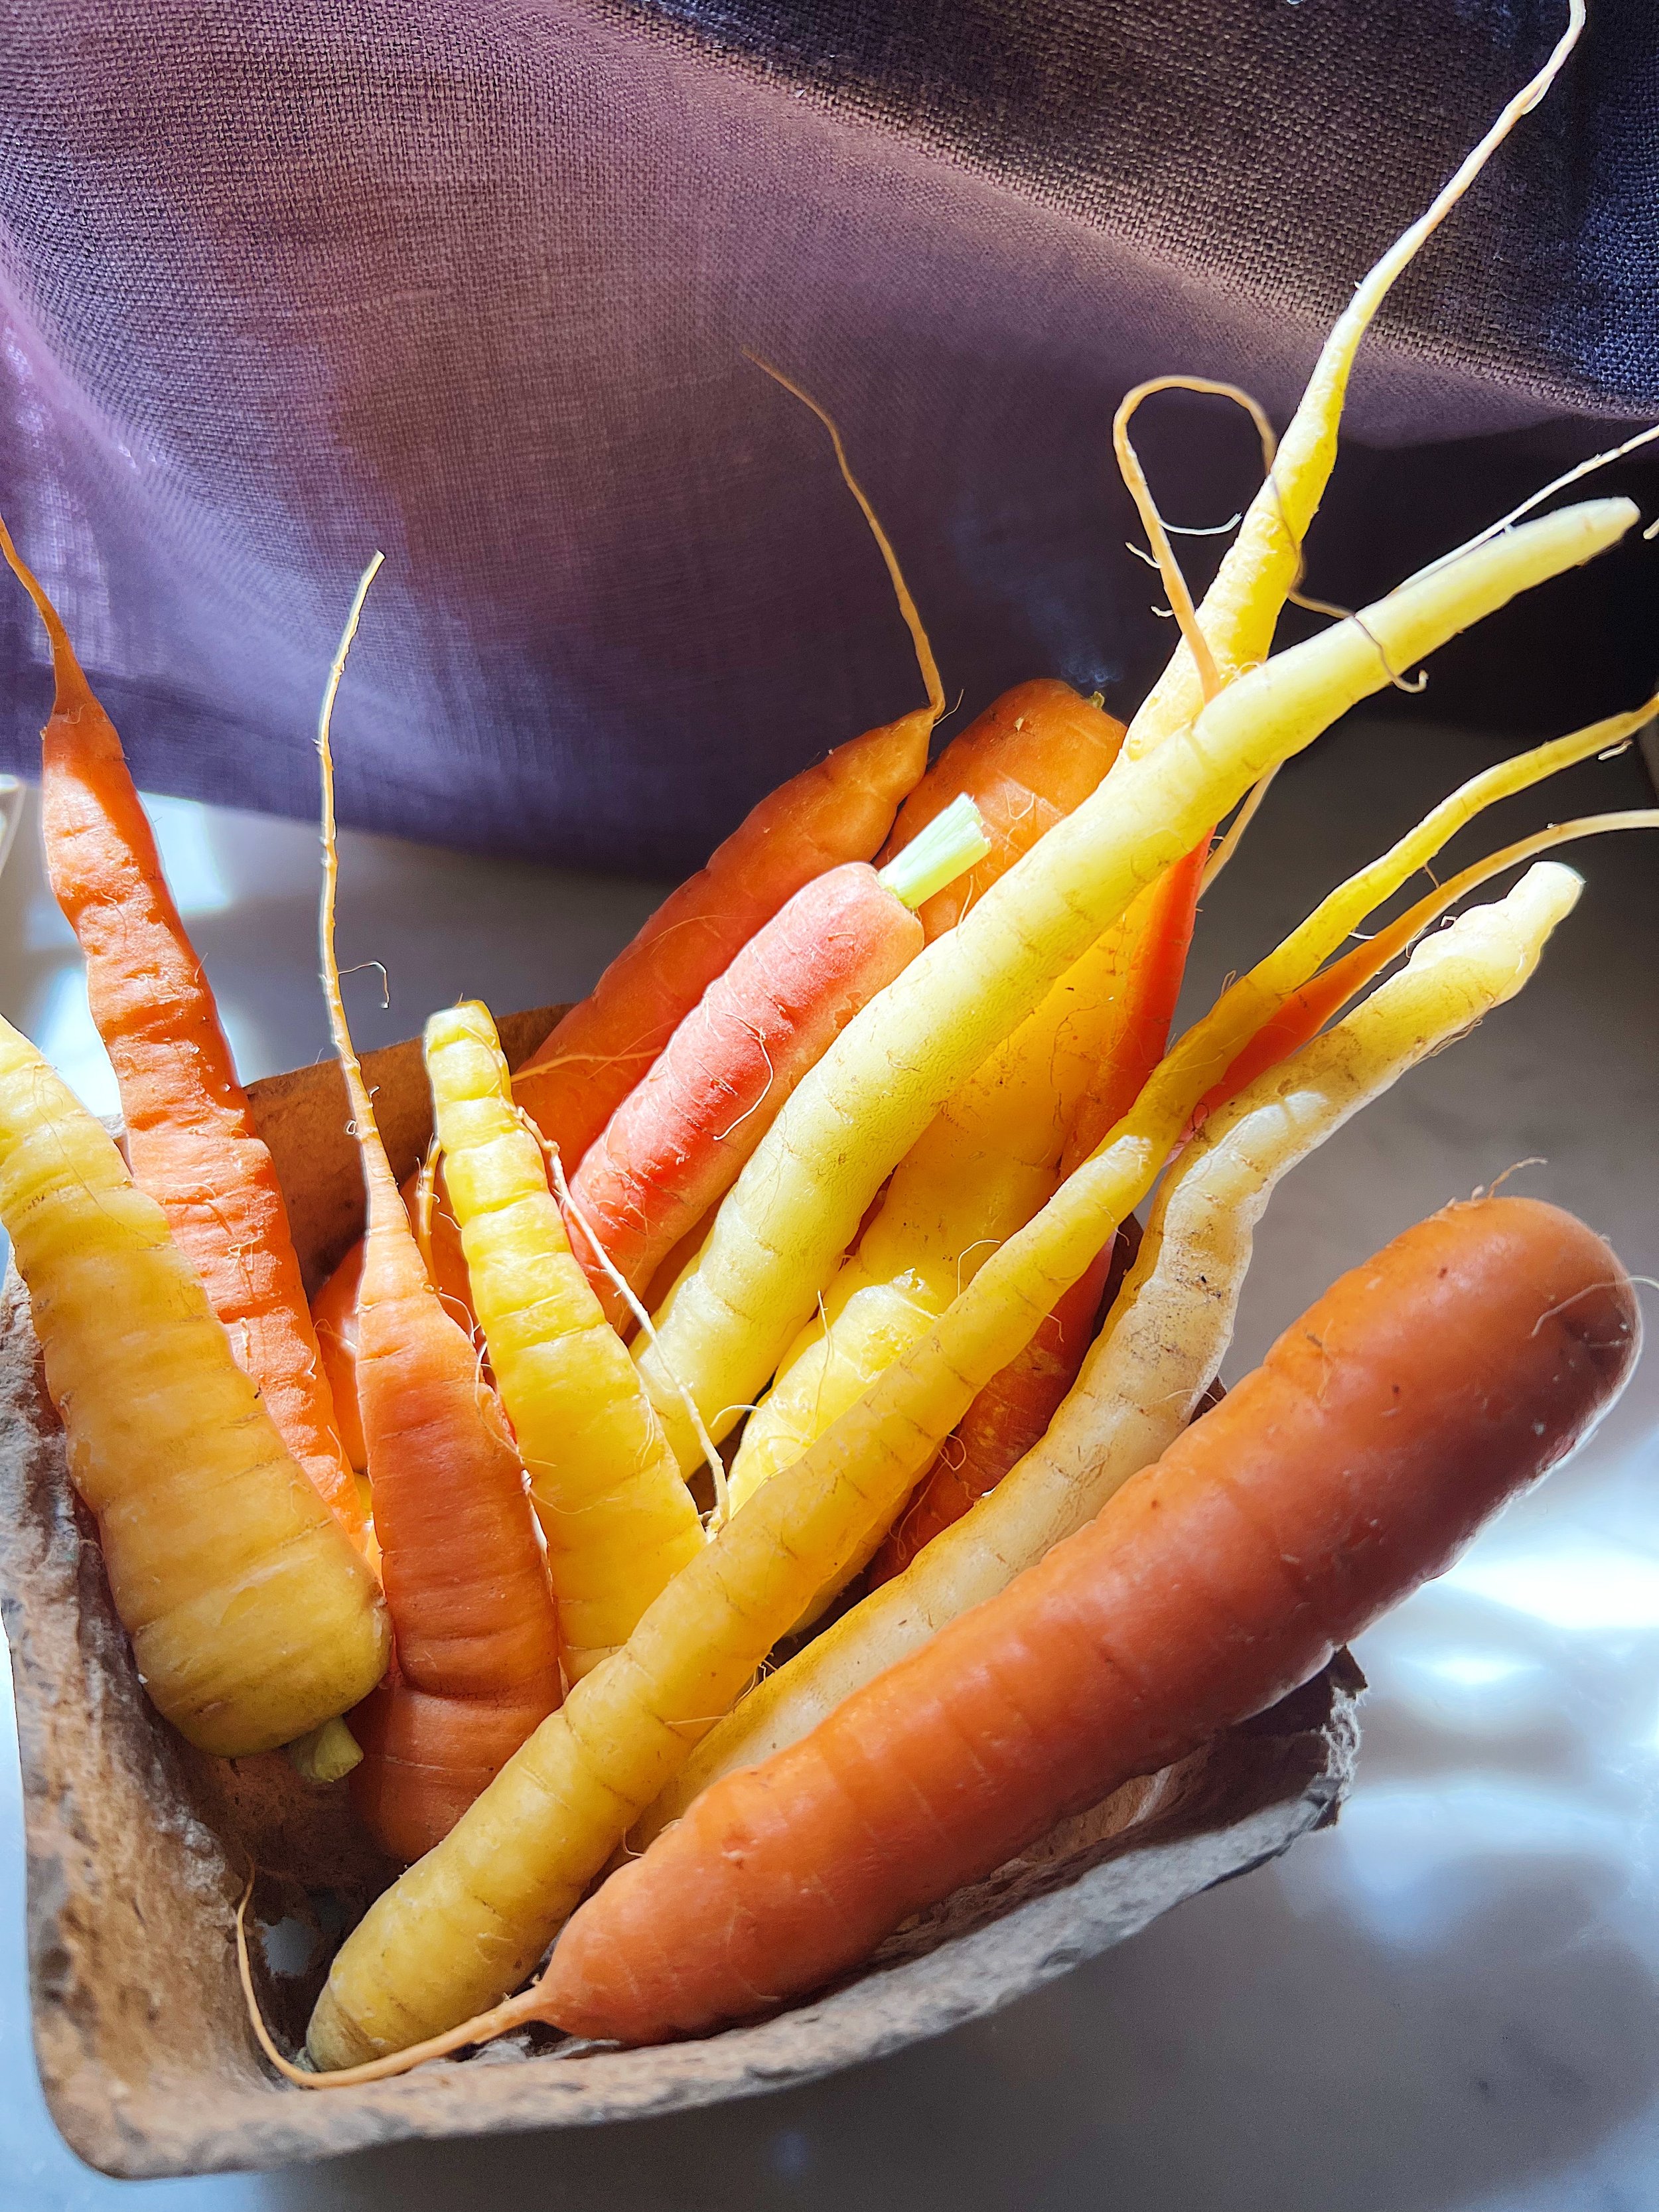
[0,0,1654,875]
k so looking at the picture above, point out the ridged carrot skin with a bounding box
[877,681,1125,938]
[513,709,932,1164]
[425,1003,705,1680]
[544,1195,1639,2043]
[0,1016,389,1756]
[0,518,364,1544]
[311,1163,474,1475]
[567,861,924,1325]
[346,1147,565,1861]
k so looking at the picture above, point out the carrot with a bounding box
[546,1191,1636,2043]
[0,1015,388,1755]
[720,703,1133,1505]
[310,1160,476,1475]
[424,1001,706,1680]
[299,715,1619,2067]
[565,796,989,1324]
[639,858,1591,1826]
[875,680,1125,938]
[634,501,1636,1470]
[514,388,946,1166]
[511,711,932,1163]
[310,1242,368,1473]
[0,515,365,1546]
[315,562,561,1864]
[877,836,1209,1566]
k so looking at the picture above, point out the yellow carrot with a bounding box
[0,1018,389,1756]
[1120,1,1585,756]
[638,859,1588,1828]
[424,1003,705,1676]
[725,915,1144,1513]
[303,680,1635,2066]
[634,500,1635,1469]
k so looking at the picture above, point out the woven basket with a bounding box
[0,1007,1360,2178]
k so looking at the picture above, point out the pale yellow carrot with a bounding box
[725,917,1139,1512]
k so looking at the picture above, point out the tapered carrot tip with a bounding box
[538,1197,1637,2045]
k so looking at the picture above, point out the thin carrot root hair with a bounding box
[1196,790,1659,1134]
[1112,374,1279,708]
[317,554,386,1122]
[413,1138,440,1285]
[1201,764,1280,893]
[745,351,946,723]
[1432,419,1659,577]
[1112,376,1285,875]
[0,508,80,696]
[1332,808,1659,987]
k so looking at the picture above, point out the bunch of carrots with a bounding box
[0,0,1652,2076]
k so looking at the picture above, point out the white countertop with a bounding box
[2,713,1656,2211]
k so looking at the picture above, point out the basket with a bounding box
[0,1007,1360,2177]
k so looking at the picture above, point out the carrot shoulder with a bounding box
[543,1193,1638,2041]
[877,680,1125,938]
[0,516,363,1544]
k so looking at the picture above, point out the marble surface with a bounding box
[1,715,1655,2211]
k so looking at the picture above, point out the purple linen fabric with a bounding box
[0,0,1654,875]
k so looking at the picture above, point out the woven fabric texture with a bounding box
[0,0,1654,873]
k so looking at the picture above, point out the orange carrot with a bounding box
[541,1195,1638,2041]
[311,1159,475,1473]
[1058,841,1209,1165]
[565,803,987,1323]
[873,838,1206,1574]
[311,1241,369,1473]
[316,561,561,1862]
[0,514,365,1546]
[876,680,1126,938]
